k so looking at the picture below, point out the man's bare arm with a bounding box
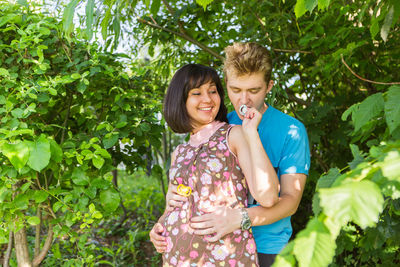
[248,173,306,226]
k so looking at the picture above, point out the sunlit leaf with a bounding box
[319,180,384,229]
[381,5,394,42]
[293,218,336,267]
[295,0,307,18]
[0,141,30,170]
[62,0,79,37]
[27,216,41,226]
[85,0,95,40]
[196,0,214,10]
[27,135,51,172]
[100,188,120,212]
[92,155,105,169]
[71,167,89,186]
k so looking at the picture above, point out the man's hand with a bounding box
[190,206,242,242]
[149,223,166,253]
[166,184,188,212]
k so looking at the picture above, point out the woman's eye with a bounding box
[210,90,218,94]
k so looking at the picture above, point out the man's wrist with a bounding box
[240,208,252,230]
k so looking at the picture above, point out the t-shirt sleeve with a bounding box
[279,122,310,175]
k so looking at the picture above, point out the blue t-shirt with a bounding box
[228,105,310,254]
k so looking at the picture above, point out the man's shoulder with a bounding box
[227,111,240,124]
[267,106,305,129]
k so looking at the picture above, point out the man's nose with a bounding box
[241,91,249,103]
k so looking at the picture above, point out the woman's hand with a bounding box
[241,107,262,140]
[149,223,166,253]
[165,184,188,211]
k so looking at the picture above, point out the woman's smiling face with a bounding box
[186,81,221,133]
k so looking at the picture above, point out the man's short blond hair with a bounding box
[223,42,272,83]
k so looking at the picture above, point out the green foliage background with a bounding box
[1,0,400,266]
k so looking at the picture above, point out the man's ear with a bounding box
[266,80,274,93]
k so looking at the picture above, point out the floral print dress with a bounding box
[162,122,259,267]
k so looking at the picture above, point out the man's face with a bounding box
[226,70,273,120]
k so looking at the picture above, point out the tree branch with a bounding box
[3,231,13,267]
[32,224,54,267]
[341,54,400,85]
[61,94,73,144]
[136,17,224,61]
[312,149,330,173]
[34,207,41,258]
[273,48,312,54]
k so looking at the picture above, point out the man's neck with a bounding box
[260,103,269,114]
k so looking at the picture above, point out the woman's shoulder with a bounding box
[226,124,244,145]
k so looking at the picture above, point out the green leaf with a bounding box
[101,8,112,41]
[49,139,63,163]
[17,0,29,8]
[11,108,24,118]
[53,202,63,213]
[0,141,30,170]
[378,150,400,181]
[319,180,384,229]
[381,5,394,42]
[196,0,214,10]
[370,17,380,39]
[103,133,119,149]
[85,0,95,40]
[0,68,10,77]
[71,167,89,186]
[34,190,49,203]
[27,216,41,226]
[71,73,81,79]
[352,93,384,132]
[293,218,336,267]
[272,242,296,267]
[100,188,120,212]
[91,178,111,189]
[348,144,365,170]
[0,187,11,202]
[140,123,151,132]
[384,86,400,134]
[295,0,307,18]
[14,193,29,210]
[305,0,318,13]
[85,186,97,199]
[0,229,8,244]
[92,155,105,169]
[316,168,340,189]
[21,182,31,193]
[27,135,51,172]
[151,0,161,16]
[318,0,331,10]
[62,0,79,37]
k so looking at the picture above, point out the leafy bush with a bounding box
[0,2,163,265]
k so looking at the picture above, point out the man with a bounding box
[150,42,310,267]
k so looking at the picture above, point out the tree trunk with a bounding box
[14,227,32,267]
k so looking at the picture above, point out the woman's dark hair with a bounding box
[163,64,228,133]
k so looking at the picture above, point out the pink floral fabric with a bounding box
[162,123,258,267]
